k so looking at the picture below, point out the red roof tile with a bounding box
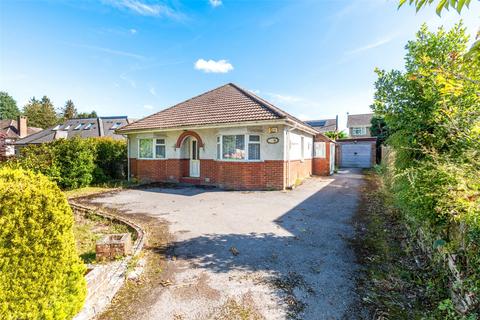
[118,83,313,132]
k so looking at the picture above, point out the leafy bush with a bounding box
[0,168,86,319]
[5,137,127,189]
[91,138,127,183]
[372,23,480,316]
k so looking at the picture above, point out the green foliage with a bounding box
[92,138,127,183]
[398,0,474,15]
[62,100,77,120]
[323,130,347,140]
[372,23,480,316]
[5,137,127,189]
[369,115,389,145]
[23,96,59,128]
[0,168,86,319]
[0,92,20,120]
[77,110,98,119]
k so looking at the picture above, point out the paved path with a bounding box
[92,169,364,319]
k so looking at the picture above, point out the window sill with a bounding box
[137,158,168,160]
[215,159,263,163]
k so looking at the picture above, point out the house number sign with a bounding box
[267,137,279,144]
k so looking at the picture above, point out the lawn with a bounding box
[73,211,132,264]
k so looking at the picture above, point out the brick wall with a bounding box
[312,141,332,176]
[130,158,285,190]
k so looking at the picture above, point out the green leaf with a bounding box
[433,239,446,249]
[436,0,448,15]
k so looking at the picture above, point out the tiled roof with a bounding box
[0,119,42,138]
[305,118,337,133]
[15,117,129,144]
[118,83,314,133]
[347,113,373,127]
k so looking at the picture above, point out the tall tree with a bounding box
[398,0,476,15]
[77,110,98,119]
[62,100,77,120]
[23,96,58,128]
[0,92,20,120]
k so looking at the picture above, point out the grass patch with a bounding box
[352,170,460,319]
[65,180,137,199]
[73,211,132,264]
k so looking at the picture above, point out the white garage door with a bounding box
[340,144,372,168]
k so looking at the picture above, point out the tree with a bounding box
[398,0,476,15]
[23,96,59,128]
[77,110,98,119]
[62,100,77,120]
[324,130,347,140]
[369,115,389,145]
[0,167,86,319]
[0,92,20,120]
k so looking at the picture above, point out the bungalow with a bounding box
[117,83,335,190]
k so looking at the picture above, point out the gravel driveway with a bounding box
[91,169,364,319]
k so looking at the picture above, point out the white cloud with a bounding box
[149,87,157,96]
[346,36,394,55]
[143,104,154,110]
[103,0,183,19]
[129,28,137,34]
[194,59,233,73]
[209,0,222,7]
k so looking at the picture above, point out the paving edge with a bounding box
[70,201,146,320]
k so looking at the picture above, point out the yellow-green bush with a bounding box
[0,168,86,319]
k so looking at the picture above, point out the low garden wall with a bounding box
[71,202,145,320]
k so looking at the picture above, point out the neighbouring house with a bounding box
[305,117,338,133]
[117,83,335,190]
[347,113,373,138]
[336,113,376,168]
[0,116,42,158]
[15,116,130,152]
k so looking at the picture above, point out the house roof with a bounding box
[118,83,316,133]
[347,113,373,127]
[0,119,42,139]
[15,116,130,145]
[305,118,337,133]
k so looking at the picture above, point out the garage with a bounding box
[337,138,376,168]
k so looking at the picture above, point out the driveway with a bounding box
[91,169,364,319]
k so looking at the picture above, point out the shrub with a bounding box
[0,168,86,319]
[91,138,127,183]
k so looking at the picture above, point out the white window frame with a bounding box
[216,134,262,162]
[314,142,326,158]
[247,135,261,161]
[300,136,305,161]
[352,127,367,136]
[138,138,167,160]
[63,124,71,130]
[155,138,166,159]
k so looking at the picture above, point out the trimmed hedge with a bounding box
[6,137,127,189]
[0,168,86,319]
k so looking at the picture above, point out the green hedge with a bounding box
[0,168,86,319]
[6,137,127,189]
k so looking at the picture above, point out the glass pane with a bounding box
[155,145,165,158]
[139,139,153,158]
[192,140,197,160]
[156,138,165,145]
[222,135,245,159]
[249,135,260,142]
[248,143,260,160]
[216,143,220,159]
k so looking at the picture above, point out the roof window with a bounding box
[110,122,122,130]
[73,123,84,130]
[83,123,94,130]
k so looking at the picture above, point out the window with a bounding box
[63,124,71,130]
[248,135,260,160]
[110,122,122,130]
[52,125,60,131]
[352,127,366,136]
[83,123,94,130]
[216,136,221,160]
[314,142,326,158]
[73,123,84,130]
[155,139,166,159]
[222,135,245,160]
[139,139,154,159]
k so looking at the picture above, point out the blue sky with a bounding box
[1,0,479,130]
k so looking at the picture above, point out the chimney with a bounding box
[18,116,28,138]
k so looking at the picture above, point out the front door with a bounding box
[190,138,200,177]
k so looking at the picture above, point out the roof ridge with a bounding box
[120,83,234,132]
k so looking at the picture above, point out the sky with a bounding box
[0,0,479,130]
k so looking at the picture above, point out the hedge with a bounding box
[5,137,127,189]
[0,168,86,319]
